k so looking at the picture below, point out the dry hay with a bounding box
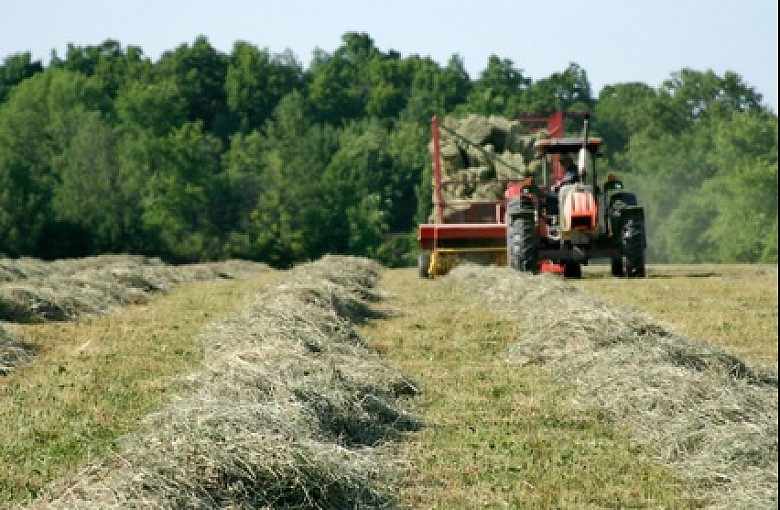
[0,327,35,375]
[24,255,419,509]
[445,264,778,509]
[0,255,269,375]
[0,255,269,323]
[432,114,547,210]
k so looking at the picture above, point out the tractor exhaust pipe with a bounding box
[577,113,590,181]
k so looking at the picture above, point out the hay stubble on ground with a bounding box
[14,255,419,509]
[442,264,777,508]
[1,255,777,509]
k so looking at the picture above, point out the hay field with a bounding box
[1,255,777,509]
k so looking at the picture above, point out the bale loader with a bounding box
[417,112,646,278]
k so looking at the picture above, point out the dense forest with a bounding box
[0,32,777,267]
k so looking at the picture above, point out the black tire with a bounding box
[610,257,625,277]
[563,262,582,278]
[507,215,537,272]
[621,218,646,278]
[418,251,432,278]
[609,192,638,209]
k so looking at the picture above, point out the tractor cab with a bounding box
[528,137,604,236]
[532,137,603,193]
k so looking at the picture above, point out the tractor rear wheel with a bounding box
[507,216,537,272]
[621,218,646,277]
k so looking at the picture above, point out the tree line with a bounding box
[0,32,776,267]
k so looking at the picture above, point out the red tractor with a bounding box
[417,112,646,278]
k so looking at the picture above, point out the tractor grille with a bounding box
[571,216,593,229]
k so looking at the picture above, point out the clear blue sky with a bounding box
[3,0,777,113]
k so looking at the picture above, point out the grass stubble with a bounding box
[3,255,420,509]
[0,256,776,508]
[359,263,777,509]
[361,268,692,509]
[0,259,281,505]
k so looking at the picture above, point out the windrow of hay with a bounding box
[0,255,269,323]
[0,255,269,374]
[445,264,778,509]
[24,255,419,509]
[0,328,34,375]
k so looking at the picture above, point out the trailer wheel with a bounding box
[507,216,537,272]
[621,218,646,278]
[418,251,432,278]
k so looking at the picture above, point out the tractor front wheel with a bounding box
[621,219,646,278]
[564,262,582,278]
[610,257,624,277]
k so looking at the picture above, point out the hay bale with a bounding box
[432,114,548,204]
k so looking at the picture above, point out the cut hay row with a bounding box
[0,328,34,375]
[24,255,418,509]
[0,255,269,323]
[445,264,778,509]
[0,255,270,375]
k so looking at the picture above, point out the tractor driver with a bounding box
[547,154,580,217]
[554,154,579,192]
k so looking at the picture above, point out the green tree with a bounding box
[225,42,304,133]
[401,55,471,123]
[0,69,108,256]
[661,68,765,123]
[51,40,153,115]
[115,78,187,136]
[703,161,778,262]
[0,52,44,103]
[156,36,231,137]
[321,119,394,257]
[223,91,338,266]
[139,121,224,262]
[701,111,778,262]
[308,32,379,124]
[518,63,593,115]
[456,55,530,117]
[627,107,777,263]
[48,110,122,256]
[594,82,657,156]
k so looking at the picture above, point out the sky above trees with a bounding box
[3,0,777,113]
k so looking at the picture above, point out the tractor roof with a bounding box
[534,137,603,155]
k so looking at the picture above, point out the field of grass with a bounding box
[0,258,776,508]
[358,263,777,508]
